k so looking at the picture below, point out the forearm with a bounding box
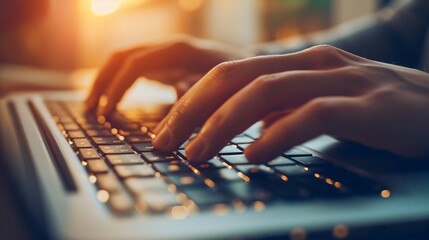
[256,0,429,69]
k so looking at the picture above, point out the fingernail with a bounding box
[185,138,207,162]
[153,126,171,149]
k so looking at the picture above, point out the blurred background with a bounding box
[0,0,390,94]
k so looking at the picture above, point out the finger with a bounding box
[184,67,372,162]
[262,110,291,128]
[155,76,202,134]
[153,45,362,151]
[244,96,367,163]
[86,46,146,110]
[154,116,169,134]
[174,74,202,99]
[99,42,221,114]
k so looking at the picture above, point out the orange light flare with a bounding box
[91,0,122,16]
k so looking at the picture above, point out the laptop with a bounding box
[1,89,429,239]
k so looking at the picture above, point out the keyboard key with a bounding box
[142,152,179,162]
[87,159,109,173]
[284,148,312,157]
[220,181,272,203]
[274,165,312,177]
[62,123,80,131]
[68,130,85,138]
[137,191,181,212]
[125,177,169,195]
[115,165,156,178]
[125,135,152,143]
[219,145,242,155]
[80,123,105,130]
[315,167,380,194]
[235,165,274,175]
[292,177,343,198]
[191,157,226,170]
[269,180,310,200]
[73,138,92,148]
[292,156,328,166]
[74,116,97,124]
[237,143,251,150]
[244,128,260,139]
[168,175,206,188]
[230,136,254,144]
[267,156,296,166]
[236,165,307,200]
[221,154,250,165]
[178,134,197,150]
[153,162,193,174]
[179,140,189,150]
[92,136,123,145]
[96,173,121,192]
[201,168,242,183]
[99,145,135,154]
[181,188,230,208]
[177,149,188,159]
[133,142,155,152]
[118,129,144,136]
[87,129,114,137]
[79,148,100,159]
[106,154,145,165]
[59,116,74,124]
[108,192,134,215]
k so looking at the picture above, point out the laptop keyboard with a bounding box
[45,100,385,216]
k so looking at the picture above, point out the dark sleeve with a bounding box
[261,0,429,69]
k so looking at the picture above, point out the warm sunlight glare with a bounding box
[91,0,122,16]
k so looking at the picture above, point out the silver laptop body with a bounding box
[1,91,429,240]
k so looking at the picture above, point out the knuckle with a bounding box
[370,87,400,103]
[307,44,341,56]
[210,61,235,80]
[340,65,385,91]
[305,45,348,67]
[361,63,399,81]
[214,61,231,74]
[342,65,367,83]
[343,65,362,77]
[251,74,278,95]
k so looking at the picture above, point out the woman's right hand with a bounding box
[86,36,253,114]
